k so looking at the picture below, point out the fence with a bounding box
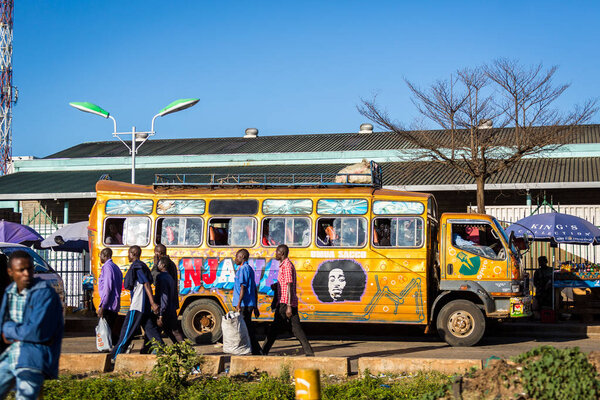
[24,205,89,308]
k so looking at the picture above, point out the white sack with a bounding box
[95,318,112,352]
[222,311,251,355]
[335,160,372,184]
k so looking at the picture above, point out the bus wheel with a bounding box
[436,300,485,347]
[181,299,224,344]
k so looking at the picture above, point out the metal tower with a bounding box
[0,0,14,175]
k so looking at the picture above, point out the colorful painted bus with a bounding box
[88,166,531,347]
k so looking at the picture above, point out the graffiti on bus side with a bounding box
[178,257,280,296]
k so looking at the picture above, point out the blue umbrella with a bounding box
[505,212,600,245]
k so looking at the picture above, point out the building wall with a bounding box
[20,199,96,226]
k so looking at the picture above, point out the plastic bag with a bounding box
[95,318,112,352]
[222,311,251,355]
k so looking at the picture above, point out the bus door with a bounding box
[443,219,508,282]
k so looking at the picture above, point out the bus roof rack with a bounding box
[154,161,382,189]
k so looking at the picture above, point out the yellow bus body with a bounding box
[89,180,529,345]
[90,181,433,323]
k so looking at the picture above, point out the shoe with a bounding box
[126,343,135,354]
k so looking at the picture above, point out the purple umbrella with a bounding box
[0,220,44,245]
[505,212,600,245]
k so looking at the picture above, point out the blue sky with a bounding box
[12,1,599,157]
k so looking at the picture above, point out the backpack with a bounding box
[123,265,137,291]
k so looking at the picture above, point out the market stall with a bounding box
[506,212,600,319]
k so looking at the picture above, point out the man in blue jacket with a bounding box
[233,249,261,355]
[0,250,63,400]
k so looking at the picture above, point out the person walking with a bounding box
[110,246,163,361]
[155,256,184,344]
[262,245,314,356]
[97,248,123,346]
[151,244,178,284]
[233,249,261,355]
[0,250,64,400]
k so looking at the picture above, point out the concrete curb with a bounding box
[59,353,110,375]
[230,356,350,376]
[113,354,157,374]
[358,357,483,376]
[112,354,225,375]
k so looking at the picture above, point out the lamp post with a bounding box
[69,98,199,184]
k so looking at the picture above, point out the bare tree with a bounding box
[359,59,597,213]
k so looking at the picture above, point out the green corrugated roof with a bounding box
[1,157,599,199]
[44,124,600,159]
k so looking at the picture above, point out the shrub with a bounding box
[150,339,203,386]
[42,376,178,400]
[512,346,600,400]
[322,370,451,400]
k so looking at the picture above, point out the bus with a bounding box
[88,165,531,347]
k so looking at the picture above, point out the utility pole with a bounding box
[0,0,15,175]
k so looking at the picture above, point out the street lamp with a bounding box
[69,98,199,184]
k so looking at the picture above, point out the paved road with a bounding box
[63,321,599,374]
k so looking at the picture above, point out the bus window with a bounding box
[316,217,367,248]
[156,217,203,247]
[104,218,124,245]
[105,217,151,246]
[124,217,151,246]
[261,217,311,247]
[373,217,424,248]
[208,217,256,247]
[451,223,505,260]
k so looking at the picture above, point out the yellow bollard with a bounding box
[294,368,321,400]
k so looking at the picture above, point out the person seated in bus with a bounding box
[452,225,497,259]
[342,223,359,247]
[294,221,311,246]
[317,223,338,246]
[262,224,272,247]
[373,220,391,246]
[183,220,202,246]
[465,226,480,245]
[397,220,416,247]
[262,221,283,247]
[163,223,178,246]
[105,221,123,245]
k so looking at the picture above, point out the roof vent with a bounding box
[479,119,493,129]
[359,123,373,134]
[244,128,259,138]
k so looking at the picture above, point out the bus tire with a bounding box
[181,299,224,344]
[436,300,485,347]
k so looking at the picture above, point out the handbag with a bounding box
[270,282,280,311]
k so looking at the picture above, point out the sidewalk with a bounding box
[66,314,600,339]
[495,320,600,339]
